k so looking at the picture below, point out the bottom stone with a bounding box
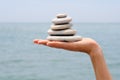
[47,36,82,42]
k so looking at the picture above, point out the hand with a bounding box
[33,38,112,80]
[33,38,101,55]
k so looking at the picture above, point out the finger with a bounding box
[47,41,77,51]
[38,40,49,45]
[33,39,40,44]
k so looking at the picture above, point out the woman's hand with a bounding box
[33,38,101,56]
[33,38,112,80]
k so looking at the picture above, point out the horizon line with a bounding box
[0,22,120,24]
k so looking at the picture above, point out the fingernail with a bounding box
[33,39,39,44]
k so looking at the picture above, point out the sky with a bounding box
[0,0,120,23]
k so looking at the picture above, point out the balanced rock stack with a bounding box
[47,13,82,42]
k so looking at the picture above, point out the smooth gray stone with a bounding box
[51,23,72,30]
[48,29,76,36]
[56,13,67,18]
[52,17,72,25]
[47,36,82,42]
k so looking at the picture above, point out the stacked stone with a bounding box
[47,13,82,42]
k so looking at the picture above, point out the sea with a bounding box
[0,23,120,80]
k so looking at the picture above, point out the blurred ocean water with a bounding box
[0,23,120,80]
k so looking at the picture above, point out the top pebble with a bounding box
[56,13,67,18]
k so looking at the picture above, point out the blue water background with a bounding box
[0,23,120,80]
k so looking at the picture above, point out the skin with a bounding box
[33,38,112,80]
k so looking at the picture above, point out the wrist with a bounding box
[89,44,103,57]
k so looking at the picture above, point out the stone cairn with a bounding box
[47,13,82,42]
